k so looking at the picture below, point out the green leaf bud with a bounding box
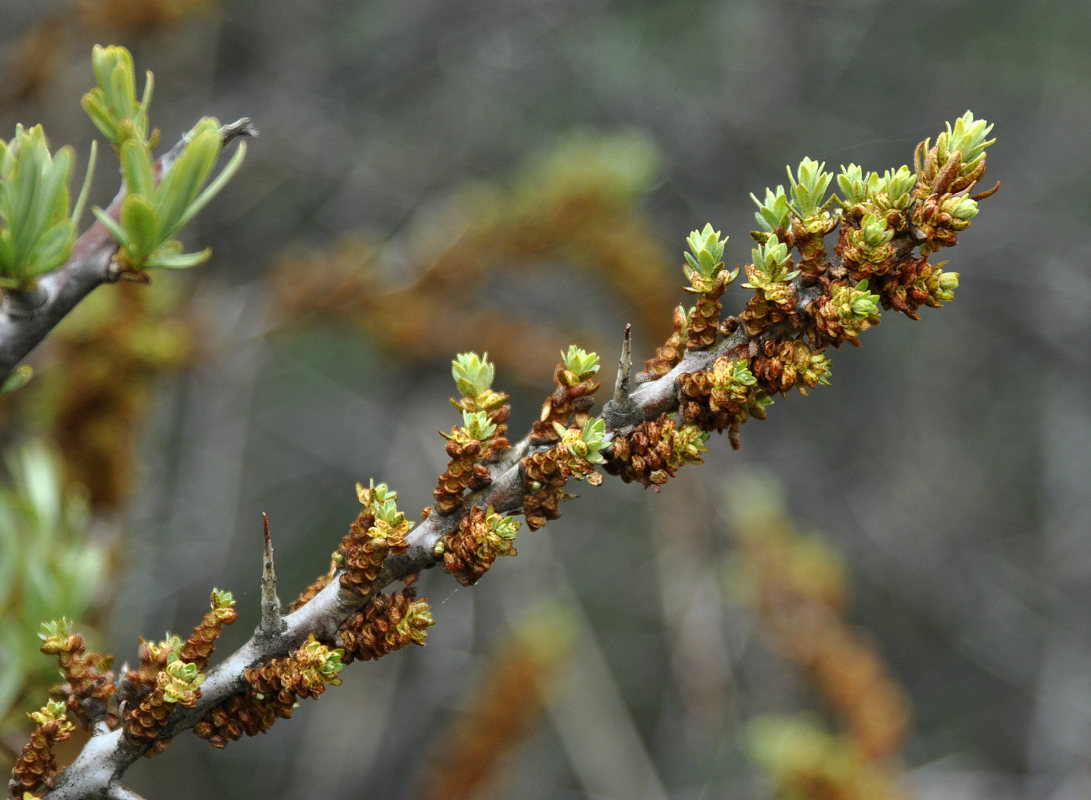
[462,409,498,442]
[452,352,496,398]
[848,280,881,318]
[876,165,916,210]
[561,345,600,380]
[786,157,834,218]
[837,164,870,206]
[684,223,728,278]
[750,185,792,231]
[0,124,86,289]
[857,213,894,248]
[937,111,995,174]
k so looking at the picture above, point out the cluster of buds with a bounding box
[337,481,412,596]
[520,419,607,529]
[679,357,772,449]
[740,237,800,335]
[440,504,522,585]
[434,353,511,514]
[910,112,995,255]
[37,619,115,728]
[179,589,238,670]
[338,589,435,662]
[809,280,882,346]
[870,254,959,320]
[194,634,345,748]
[682,224,737,349]
[530,346,601,444]
[9,700,75,798]
[750,338,832,397]
[123,636,205,748]
[603,414,709,489]
[640,304,688,379]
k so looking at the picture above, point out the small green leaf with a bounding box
[144,247,212,270]
[1,364,33,394]
[92,205,132,248]
[119,193,159,264]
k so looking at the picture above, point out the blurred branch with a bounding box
[0,118,253,383]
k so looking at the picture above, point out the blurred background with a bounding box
[1,0,1089,798]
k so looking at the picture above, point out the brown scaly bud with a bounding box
[910,191,979,254]
[531,348,602,443]
[641,305,689,380]
[434,409,509,513]
[685,269,729,350]
[603,414,708,489]
[179,589,238,671]
[338,481,412,595]
[750,338,833,397]
[9,700,75,797]
[520,442,569,530]
[37,620,116,728]
[338,590,434,663]
[871,255,960,320]
[194,692,271,748]
[441,505,521,586]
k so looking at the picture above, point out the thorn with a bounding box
[613,324,633,404]
[259,513,287,639]
[601,324,642,430]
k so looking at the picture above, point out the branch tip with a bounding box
[220,117,258,145]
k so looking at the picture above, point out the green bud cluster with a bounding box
[475,505,521,559]
[707,358,770,416]
[683,223,734,293]
[838,164,915,214]
[826,280,882,338]
[28,699,72,730]
[355,480,413,539]
[452,351,507,413]
[394,597,435,646]
[160,655,205,704]
[671,423,710,464]
[0,125,95,290]
[751,186,792,232]
[932,111,995,177]
[846,213,896,264]
[747,238,799,286]
[786,158,835,220]
[81,45,154,150]
[556,418,608,469]
[210,589,236,615]
[462,410,498,442]
[297,634,345,689]
[560,345,600,381]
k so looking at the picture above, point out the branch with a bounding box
[0,119,255,381]
[22,113,996,799]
